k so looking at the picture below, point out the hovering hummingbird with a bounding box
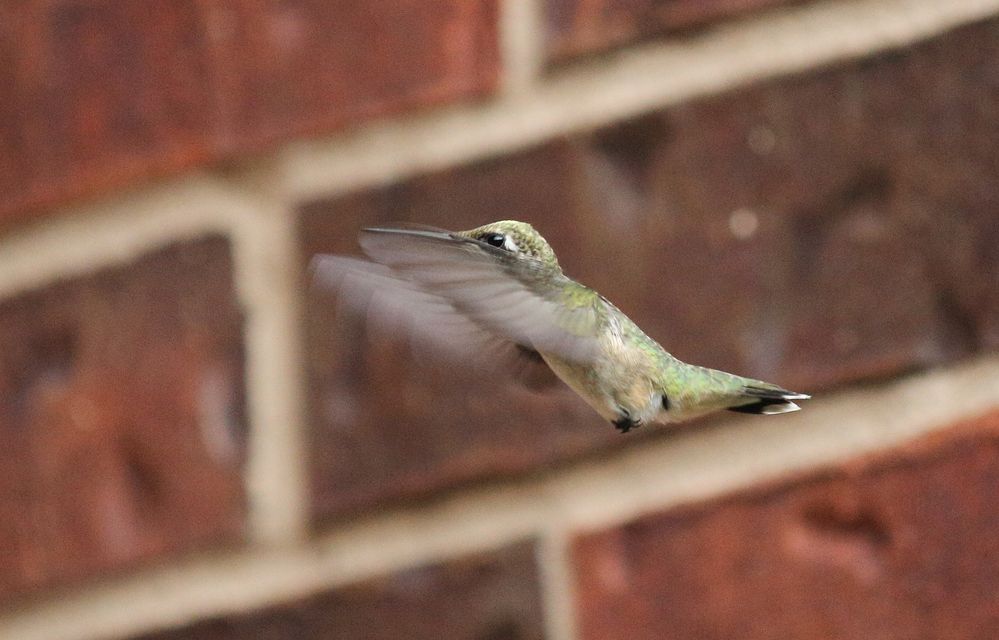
[313,220,809,433]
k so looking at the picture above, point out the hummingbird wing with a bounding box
[358,227,606,364]
[311,255,562,389]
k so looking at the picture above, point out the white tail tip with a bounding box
[759,401,802,415]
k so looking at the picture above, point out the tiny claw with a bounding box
[612,410,641,434]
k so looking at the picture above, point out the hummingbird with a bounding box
[313,220,809,433]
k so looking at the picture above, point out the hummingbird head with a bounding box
[457,220,560,269]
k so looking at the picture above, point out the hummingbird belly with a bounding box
[538,343,662,425]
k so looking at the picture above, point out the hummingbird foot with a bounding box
[612,409,642,434]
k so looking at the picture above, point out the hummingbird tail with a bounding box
[727,385,811,415]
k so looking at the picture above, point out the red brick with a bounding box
[301,18,999,520]
[133,541,544,640]
[545,0,799,63]
[0,0,500,227]
[572,409,999,640]
[625,21,999,385]
[208,0,501,150]
[0,0,215,227]
[0,238,246,600]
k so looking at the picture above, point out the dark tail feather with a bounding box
[728,385,810,415]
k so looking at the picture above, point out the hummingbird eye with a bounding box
[482,233,507,248]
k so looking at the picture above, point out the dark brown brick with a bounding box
[0,0,500,227]
[134,541,544,640]
[571,409,999,640]
[0,238,246,600]
[545,0,800,63]
[301,18,999,521]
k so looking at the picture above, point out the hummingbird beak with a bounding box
[361,226,512,255]
[362,226,455,241]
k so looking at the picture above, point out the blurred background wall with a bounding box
[2,1,999,639]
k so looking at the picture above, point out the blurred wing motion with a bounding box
[311,254,559,389]
[311,226,608,389]
[356,227,605,364]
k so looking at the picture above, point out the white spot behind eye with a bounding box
[503,236,520,252]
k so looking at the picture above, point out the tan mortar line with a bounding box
[499,0,544,96]
[281,0,999,202]
[0,176,235,299]
[1,1,998,637]
[224,162,311,547]
[0,175,311,541]
[5,354,999,640]
[537,528,579,640]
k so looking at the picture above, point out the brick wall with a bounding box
[1,1,998,639]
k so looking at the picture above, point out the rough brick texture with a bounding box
[135,541,544,640]
[572,409,999,640]
[0,238,246,600]
[0,0,500,227]
[0,1,216,228]
[301,18,999,521]
[208,0,501,150]
[545,0,798,62]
